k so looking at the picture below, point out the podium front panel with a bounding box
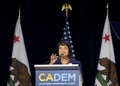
[34,64,80,86]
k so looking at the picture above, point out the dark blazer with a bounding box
[54,57,83,78]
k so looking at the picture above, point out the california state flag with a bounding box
[94,13,119,86]
[8,14,33,86]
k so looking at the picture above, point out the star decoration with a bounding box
[14,35,20,43]
[103,34,110,42]
[61,18,75,58]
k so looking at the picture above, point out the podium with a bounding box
[34,64,82,86]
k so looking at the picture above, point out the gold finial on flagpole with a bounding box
[18,4,21,17]
[106,3,109,14]
[61,3,72,17]
[18,9,20,16]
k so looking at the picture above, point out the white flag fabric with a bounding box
[94,13,119,86]
[8,14,33,86]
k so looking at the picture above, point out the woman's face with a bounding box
[58,45,69,57]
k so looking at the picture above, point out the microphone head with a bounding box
[60,53,65,57]
[57,54,64,59]
[61,53,64,56]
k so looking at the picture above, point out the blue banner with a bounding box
[35,69,79,86]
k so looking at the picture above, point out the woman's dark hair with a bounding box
[56,41,71,57]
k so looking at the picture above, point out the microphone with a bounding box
[44,54,60,64]
[61,53,64,56]
[43,59,51,64]
[58,53,64,58]
[43,53,64,64]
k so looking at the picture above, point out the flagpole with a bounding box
[106,3,109,15]
[61,3,76,58]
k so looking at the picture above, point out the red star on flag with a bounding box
[103,34,110,42]
[14,35,20,43]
